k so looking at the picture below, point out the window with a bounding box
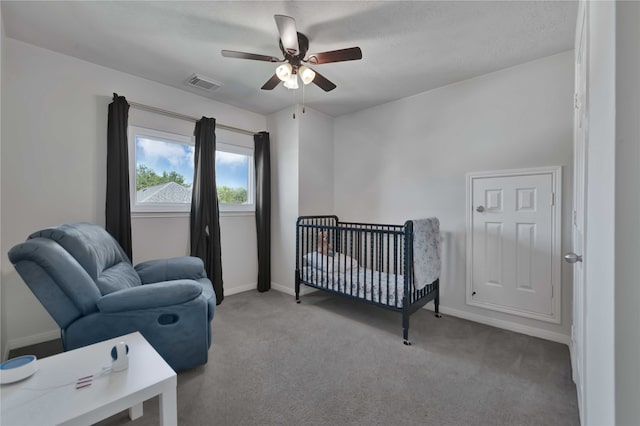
[215,142,254,212]
[128,125,254,214]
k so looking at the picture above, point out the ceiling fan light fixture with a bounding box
[299,65,316,85]
[284,73,299,89]
[276,63,293,81]
[221,14,362,93]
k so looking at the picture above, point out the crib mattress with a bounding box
[302,266,406,308]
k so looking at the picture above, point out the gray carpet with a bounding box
[92,290,579,425]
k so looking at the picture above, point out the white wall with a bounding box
[0,3,6,358]
[298,107,334,215]
[615,1,640,424]
[1,39,266,352]
[334,52,574,342]
[127,108,259,293]
[267,105,335,294]
[267,106,300,292]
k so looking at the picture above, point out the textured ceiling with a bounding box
[2,1,578,117]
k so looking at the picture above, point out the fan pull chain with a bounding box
[293,82,297,119]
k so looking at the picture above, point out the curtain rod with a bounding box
[128,101,257,136]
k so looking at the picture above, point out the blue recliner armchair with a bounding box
[8,222,215,371]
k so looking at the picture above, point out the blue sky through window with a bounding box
[135,136,249,190]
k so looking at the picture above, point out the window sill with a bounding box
[220,210,256,218]
[132,210,255,219]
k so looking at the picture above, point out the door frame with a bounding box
[571,0,587,420]
[577,0,617,423]
[465,165,562,323]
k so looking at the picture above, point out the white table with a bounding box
[1,332,177,426]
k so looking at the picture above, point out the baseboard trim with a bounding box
[424,304,570,345]
[271,282,292,295]
[569,338,576,379]
[225,283,257,296]
[4,329,61,360]
[271,282,318,297]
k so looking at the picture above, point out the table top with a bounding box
[1,332,176,426]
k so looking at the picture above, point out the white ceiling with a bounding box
[2,1,578,117]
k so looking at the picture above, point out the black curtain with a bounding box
[105,93,133,260]
[190,117,224,304]
[254,132,271,292]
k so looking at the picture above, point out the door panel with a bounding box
[467,169,560,322]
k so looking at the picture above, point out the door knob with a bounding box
[476,206,485,213]
[563,253,583,264]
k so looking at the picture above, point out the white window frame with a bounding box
[128,126,194,214]
[128,125,255,216]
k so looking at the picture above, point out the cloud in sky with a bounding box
[216,151,246,168]
[137,137,194,169]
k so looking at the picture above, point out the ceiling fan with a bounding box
[221,15,362,92]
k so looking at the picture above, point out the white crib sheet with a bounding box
[302,266,406,307]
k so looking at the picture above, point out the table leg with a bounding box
[128,403,143,420]
[159,385,177,426]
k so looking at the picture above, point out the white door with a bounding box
[568,0,587,418]
[467,167,561,323]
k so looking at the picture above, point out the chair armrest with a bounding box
[97,280,203,313]
[134,256,207,284]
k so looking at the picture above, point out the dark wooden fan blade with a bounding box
[310,69,337,92]
[274,15,299,55]
[261,74,281,90]
[306,47,362,65]
[221,50,281,62]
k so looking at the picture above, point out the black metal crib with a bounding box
[295,215,440,345]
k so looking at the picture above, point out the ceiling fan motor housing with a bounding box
[280,33,309,71]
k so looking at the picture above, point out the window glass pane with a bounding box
[129,126,254,213]
[135,135,194,204]
[216,151,249,204]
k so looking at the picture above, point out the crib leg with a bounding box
[434,279,442,318]
[295,272,301,304]
[402,311,411,346]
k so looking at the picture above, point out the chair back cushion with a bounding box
[30,223,141,295]
[8,238,102,327]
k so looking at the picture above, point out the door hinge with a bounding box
[551,192,555,206]
[574,93,581,110]
[551,285,554,298]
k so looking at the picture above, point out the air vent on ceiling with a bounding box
[185,74,222,92]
